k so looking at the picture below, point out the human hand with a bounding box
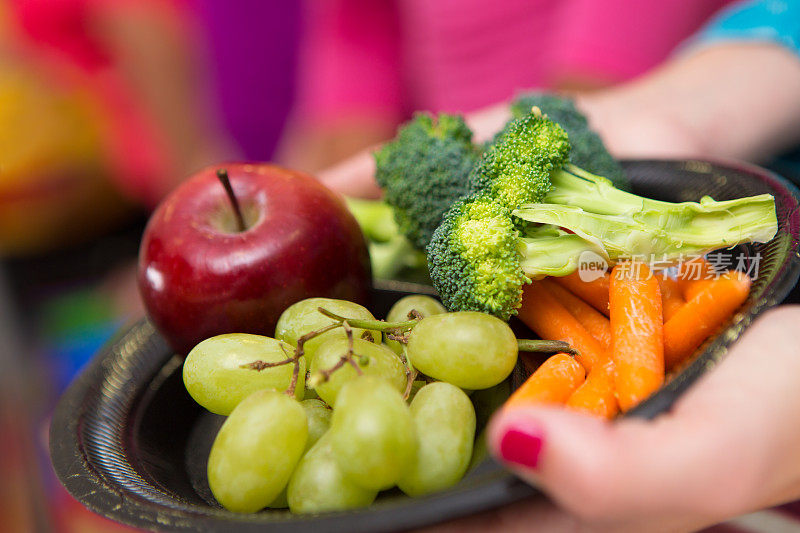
[429,305,800,533]
[575,43,800,164]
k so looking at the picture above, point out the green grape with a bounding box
[207,390,307,513]
[468,428,488,472]
[301,399,332,452]
[183,334,305,415]
[407,312,517,390]
[386,295,447,322]
[310,337,407,405]
[398,382,476,496]
[384,295,446,355]
[269,399,332,509]
[275,298,381,363]
[287,433,377,514]
[330,376,416,491]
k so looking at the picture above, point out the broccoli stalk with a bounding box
[345,197,427,280]
[519,198,777,260]
[427,109,777,320]
[517,164,778,264]
[517,225,606,277]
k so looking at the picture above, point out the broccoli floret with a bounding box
[428,109,777,320]
[429,108,571,319]
[468,108,570,209]
[374,112,480,249]
[508,92,630,190]
[427,194,527,318]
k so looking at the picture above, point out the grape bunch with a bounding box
[182,295,570,514]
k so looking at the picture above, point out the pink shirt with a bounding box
[297,0,733,123]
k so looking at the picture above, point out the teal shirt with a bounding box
[696,0,800,53]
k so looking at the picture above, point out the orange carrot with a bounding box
[664,270,751,370]
[519,283,608,372]
[566,358,619,419]
[506,353,585,408]
[657,275,685,322]
[552,271,610,316]
[683,279,715,302]
[541,279,612,351]
[676,256,715,300]
[610,261,665,412]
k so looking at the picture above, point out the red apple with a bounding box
[137,163,371,355]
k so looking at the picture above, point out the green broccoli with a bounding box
[427,109,777,320]
[427,194,528,318]
[468,108,570,209]
[374,112,480,249]
[428,108,572,317]
[507,92,630,189]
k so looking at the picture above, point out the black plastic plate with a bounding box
[51,160,800,532]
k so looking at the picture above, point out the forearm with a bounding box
[576,42,800,163]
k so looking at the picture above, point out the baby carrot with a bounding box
[664,270,751,370]
[541,279,612,351]
[657,275,685,322]
[518,283,608,372]
[566,358,619,419]
[551,271,610,316]
[610,261,665,413]
[683,279,714,302]
[676,256,715,300]
[505,353,585,408]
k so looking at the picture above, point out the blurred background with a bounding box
[1,1,797,531]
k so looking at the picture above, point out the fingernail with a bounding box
[499,422,544,469]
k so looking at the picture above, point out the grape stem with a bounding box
[517,339,579,356]
[316,307,420,332]
[242,322,343,397]
[242,357,294,371]
[285,345,302,398]
[385,331,410,343]
[407,309,424,320]
[400,344,417,401]
[308,321,363,387]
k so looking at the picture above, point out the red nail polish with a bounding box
[499,424,544,469]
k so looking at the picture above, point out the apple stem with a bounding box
[216,168,246,232]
